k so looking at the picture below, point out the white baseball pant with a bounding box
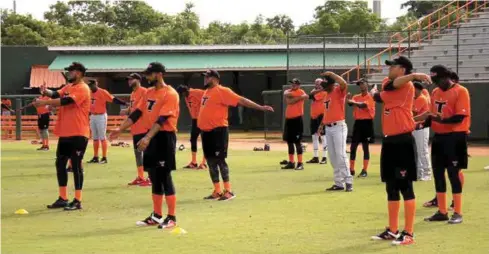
[90,113,107,140]
[325,120,352,186]
[412,127,431,179]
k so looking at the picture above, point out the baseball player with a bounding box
[317,72,352,192]
[411,81,432,181]
[198,69,273,201]
[282,78,308,170]
[34,62,91,211]
[86,80,127,164]
[1,97,14,139]
[306,78,328,165]
[346,78,375,178]
[110,62,179,228]
[421,65,470,225]
[176,85,207,169]
[369,56,431,245]
[121,73,151,187]
[35,95,52,151]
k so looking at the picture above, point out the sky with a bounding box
[0,0,408,27]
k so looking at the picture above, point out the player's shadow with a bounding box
[320,241,401,254]
[46,226,140,239]
[1,172,54,179]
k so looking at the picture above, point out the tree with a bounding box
[266,14,294,35]
[2,24,45,45]
[401,1,446,18]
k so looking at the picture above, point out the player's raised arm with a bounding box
[321,71,347,91]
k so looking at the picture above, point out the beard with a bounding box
[204,81,212,89]
[66,74,76,83]
[147,79,158,86]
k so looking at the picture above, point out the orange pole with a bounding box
[367,60,371,75]
[428,15,431,40]
[377,55,381,70]
[356,67,360,80]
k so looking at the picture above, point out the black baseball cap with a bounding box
[87,79,97,86]
[430,64,452,79]
[64,62,87,73]
[288,78,301,85]
[385,56,413,74]
[126,73,142,80]
[201,69,220,79]
[176,85,189,94]
[143,62,166,74]
[355,78,368,86]
[413,81,425,90]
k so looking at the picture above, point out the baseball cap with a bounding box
[176,85,189,94]
[413,81,425,90]
[288,78,301,85]
[355,78,368,86]
[126,73,142,80]
[430,64,452,79]
[64,62,87,73]
[385,56,413,74]
[143,62,166,74]
[201,69,220,79]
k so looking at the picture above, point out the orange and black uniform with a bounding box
[129,84,179,217]
[1,98,12,114]
[129,86,148,178]
[36,96,51,130]
[52,81,91,201]
[185,88,205,153]
[309,91,327,134]
[198,84,241,194]
[429,83,470,216]
[373,77,417,235]
[283,88,306,163]
[348,92,375,171]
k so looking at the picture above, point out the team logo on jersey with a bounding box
[434,100,447,113]
[324,99,331,110]
[91,98,96,105]
[147,99,156,111]
[202,96,209,106]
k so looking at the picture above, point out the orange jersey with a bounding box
[197,85,241,131]
[285,89,306,119]
[310,91,327,118]
[185,88,205,119]
[136,85,179,132]
[90,88,114,114]
[412,94,429,117]
[352,93,375,120]
[380,80,415,136]
[1,98,12,111]
[129,86,148,135]
[35,96,50,115]
[54,82,91,138]
[431,84,471,134]
[322,85,347,124]
[422,89,431,103]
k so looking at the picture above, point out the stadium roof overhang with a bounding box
[48,50,396,73]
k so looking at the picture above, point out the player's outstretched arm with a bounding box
[109,109,140,141]
[321,71,348,91]
[112,97,128,106]
[238,97,274,112]
[40,84,60,99]
[393,73,432,89]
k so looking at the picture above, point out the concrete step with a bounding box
[411,48,489,56]
[421,43,489,50]
[431,37,489,46]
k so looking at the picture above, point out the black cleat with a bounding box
[87,157,99,163]
[64,199,82,211]
[37,146,49,151]
[158,215,177,229]
[306,157,319,164]
[448,213,463,224]
[345,183,353,192]
[295,163,304,170]
[326,185,344,191]
[320,157,328,164]
[371,228,399,240]
[67,166,73,173]
[100,157,108,164]
[423,196,438,208]
[279,160,288,165]
[281,162,295,169]
[350,170,355,176]
[47,197,69,209]
[136,212,162,226]
[358,170,368,178]
[424,210,449,222]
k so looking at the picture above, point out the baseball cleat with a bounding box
[295,163,304,170]
[64,199,82,211]
[218,191,236,201]
[128,177,145,186]
[345,183,353,192]
[183,162,198,169]
[306,157,319,164]
[281,162,295,169]
[350,170,356,176]
[424,210,449,222]
[448,213,463,224]
[100,157,108,164]
[279,160,288,165]
[197,163,207,169]
[391,231,415,245]
[139,178,152,187]
[358,170,367,178]
[47,197,69,209]
[325,185,344,191]
[136,212,162,226]
[203,191,221,200]
[371,228,399,240]
[320,157,328,164]
[87,157,99,163]
[158,215,177,229]
[423,196,438,208]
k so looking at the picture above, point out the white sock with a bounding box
[322,135,328,158]
[312,134,319,157]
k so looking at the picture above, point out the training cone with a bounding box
[15,209,29,215]
[170,227,187,235]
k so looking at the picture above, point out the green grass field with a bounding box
[2,141,489,254]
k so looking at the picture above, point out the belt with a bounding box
[91,113,106,115]
[325,120,345,127]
